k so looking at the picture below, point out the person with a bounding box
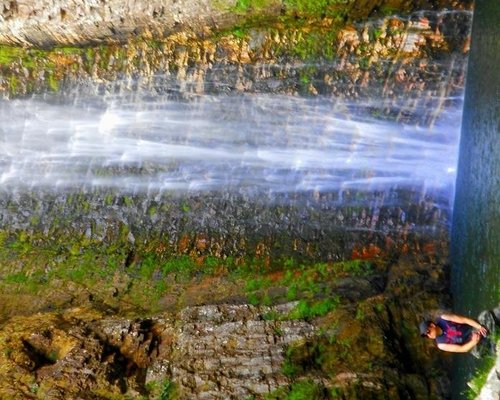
[419,313,489,353]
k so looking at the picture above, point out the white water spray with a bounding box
[0,92,460,197]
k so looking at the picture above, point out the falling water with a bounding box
[0,8,472,262]
[0,90,461,203]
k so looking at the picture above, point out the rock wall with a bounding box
[0,1,479,399]
[0,0,251,47]
[0,0,472,47]
[0,8,471,262]
[0,254,454,399]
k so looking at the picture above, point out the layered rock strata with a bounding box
[0,0,472,47]
[0,255,454,399]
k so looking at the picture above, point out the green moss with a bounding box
[285,25,341,60]
[231,0,279,14]
[47,72,61,90]
[286,380,326,399]
[148,205,158,218]
[245,276,272,291]
[161,255,196,276]
[0,225,384,319]
[380,5,399,16]
[335,259,373,275]
[123,196,134,207]
[372,28,383,40]
[104,194,114,206]
[465,333,500,399]
[288,297,341,320]
[8,76,18,92]
[56,46,83,55]
[248,292,261,306]
[0,46,23,65]
[283,0,349,20]
[138,254,158,279]
[0,232,7,247]
[285,0,328,14]
[232,26,248,39]
[47,350,58,363]
[146,379,177,400]
[3,272,29,285]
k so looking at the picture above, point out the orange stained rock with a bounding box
[422,242,436,254]
[195,235,208,251]
[255,242,267,257]
[364,244,381,259]
[178,234,191,253]
[351,248,361,259]
[195,255,205,265]
[268,270,284,282]
[154,242,167,255]
[351,243,382,260]
[48,52,78,69]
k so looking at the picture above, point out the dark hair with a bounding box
[419,320,433,337]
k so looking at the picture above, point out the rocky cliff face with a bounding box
[0,0,253,47]
[0,0,472,47]
[0,6,472,264]
[0,254,453,399]
[1,3,472,108]
[0,1,478,399]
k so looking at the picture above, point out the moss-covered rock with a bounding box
[0,254,453,399]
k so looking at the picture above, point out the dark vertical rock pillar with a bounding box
[451,0,499,397]
[451,0,500,313]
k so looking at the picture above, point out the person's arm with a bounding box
[440,313,487,335]
[437,332,481,352]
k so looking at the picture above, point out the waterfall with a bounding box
[0,9,473,260]
[0,91,461,202]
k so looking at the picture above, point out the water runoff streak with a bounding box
[0,91,461,205]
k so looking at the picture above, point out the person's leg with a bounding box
[475,310,497,357]
[478,310,496,334]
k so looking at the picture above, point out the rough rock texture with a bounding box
[0,303,315,399]
[0,0,472,47]
[0,0,257,47]
[0,254,455,399]
[0,8,472,262]
[0,190,452,264]
[0,1,483,399]
[171,303,315,398]
[1,7,472,110]
[478,340,500,400]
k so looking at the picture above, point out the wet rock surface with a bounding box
[1,4,472,115]
[0,189,452,263]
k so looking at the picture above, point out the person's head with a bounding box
[419,320,439,339]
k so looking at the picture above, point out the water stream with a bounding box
[0,91,461,203]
